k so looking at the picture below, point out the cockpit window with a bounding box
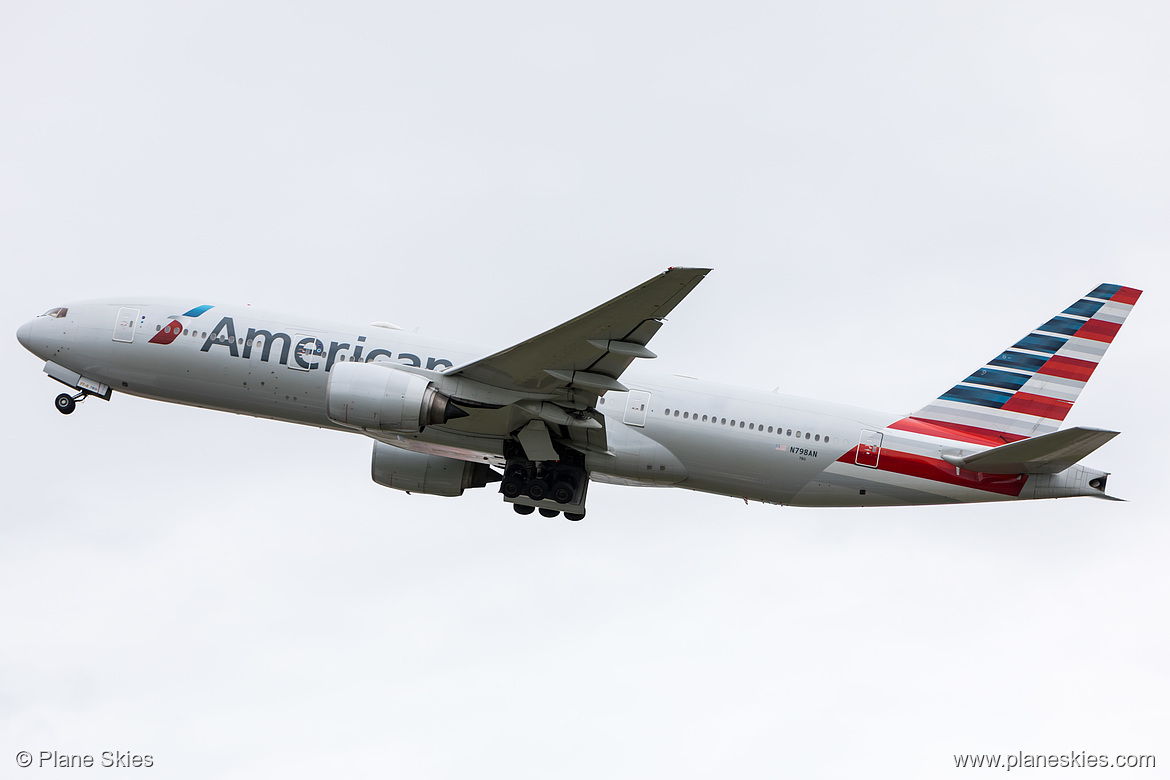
[41,307,68,318]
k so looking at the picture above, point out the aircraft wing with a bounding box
[446,267,710,395]
[434,267,709,461]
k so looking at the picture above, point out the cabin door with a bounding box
[623,390,651,427]
[112,308,139,343]
[856,429,883,468]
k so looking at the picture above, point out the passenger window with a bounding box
[739,421,745,428]
[805,432,811,439]
[796,431,801,438]
[664,408,670,415]
[683,412,689,419]
[721,418,727,425]
[702,415,708,422]
[183,329,189,336]
[674,410,680,417]
[749,423,755,430]
[815,434,821,442]
[767,426,773,433]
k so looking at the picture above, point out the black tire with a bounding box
[564,512,585,522]
[55,394,76,415]
[539,508,559,518]
[501,478,523,499]
[512,503,535,515]
[526,480,549,501]
[551,481,575,504]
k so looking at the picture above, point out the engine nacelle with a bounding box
[371,442,498,497]
[326,361,465,433]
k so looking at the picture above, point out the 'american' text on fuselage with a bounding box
[198,316,454,372]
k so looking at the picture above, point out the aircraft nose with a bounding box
[16,319,35,351]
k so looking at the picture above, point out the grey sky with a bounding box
[2,2,1167,777]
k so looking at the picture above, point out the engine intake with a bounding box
[326,361,466,433]
[371,443,499,497]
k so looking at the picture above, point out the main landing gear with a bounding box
[501,445,589,521]
[55,392,86,415]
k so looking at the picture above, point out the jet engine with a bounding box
[326,361,466,433]
[371,442,499,497]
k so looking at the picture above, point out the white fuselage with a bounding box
[18,299,1106,508]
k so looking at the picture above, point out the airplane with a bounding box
[15,269,1141,519]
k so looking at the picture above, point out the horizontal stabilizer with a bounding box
[941,426,1119,474]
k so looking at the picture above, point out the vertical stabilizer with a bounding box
[891,284,1141,445]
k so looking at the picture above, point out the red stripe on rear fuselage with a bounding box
[837,446,1027,497]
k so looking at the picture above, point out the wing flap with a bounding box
[942,426,1119,474]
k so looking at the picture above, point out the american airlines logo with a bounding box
[148,304,215,346]
[192,315,454,373]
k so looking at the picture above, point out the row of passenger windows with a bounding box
[159,326,249,347]
[662,407,830,443]
[159,325,208,339]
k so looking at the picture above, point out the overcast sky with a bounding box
[2,2,1167,777]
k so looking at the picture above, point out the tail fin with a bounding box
[891,284,1142,445]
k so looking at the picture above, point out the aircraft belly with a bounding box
[792,461,1020,507]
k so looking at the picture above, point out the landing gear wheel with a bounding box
[512,504,535,515]
[564,511,585,522]
[501,478,524,499]
[526,480,549,501]
[551,482,574,504]
[539,508,560,518]
[55,393,76,415]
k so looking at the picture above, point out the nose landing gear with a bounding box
[43,362,112,414]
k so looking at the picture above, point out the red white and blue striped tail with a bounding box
[891,284,1142,446]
